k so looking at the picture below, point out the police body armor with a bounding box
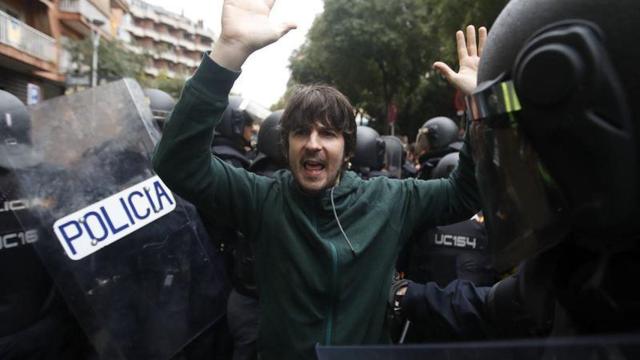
[407,215,498,287]
[211,137,252,170]
[10,80,228,359]
[415,144,461,180]
[0,168,94,359]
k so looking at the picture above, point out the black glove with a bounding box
[387,278,410,342]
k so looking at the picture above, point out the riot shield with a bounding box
[11,79,228,359]
[316,334,640,360]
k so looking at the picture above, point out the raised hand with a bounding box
[211,0,297,71]
[433,25,487,95]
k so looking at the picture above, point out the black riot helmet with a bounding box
[415,116,459,155]
[468,0,639,271]
[143,88,175,132]
[257,109,286,167]
[0,90,41,169]
[351,126,385,176]
[216,95,254,146]
[430,152,459,180]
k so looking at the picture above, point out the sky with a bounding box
[145,0,325,108]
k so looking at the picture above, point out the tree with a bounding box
[287,0,508,139]
[64,38,188,99]
[64,37,147,83]
[144,71,186,99]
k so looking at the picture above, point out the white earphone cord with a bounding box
[330,187,356,256]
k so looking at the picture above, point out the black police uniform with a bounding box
[0,168,94,359]
[407,215,498,287]
[415,143,461,180]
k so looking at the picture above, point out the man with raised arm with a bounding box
[152,0,483,358]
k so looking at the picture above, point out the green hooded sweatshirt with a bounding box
[152,56,480,360]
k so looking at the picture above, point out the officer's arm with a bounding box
[399,261,556,340]
[433,25,487,96]
[399,25,484,232]
[400,279,494,340]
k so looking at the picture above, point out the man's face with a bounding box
[243,124,255,144]
[288,122,345,193]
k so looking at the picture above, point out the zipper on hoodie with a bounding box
[324,240,338,345]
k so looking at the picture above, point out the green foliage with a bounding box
[64,37,186,98]
[287,0,508,138]
[144,71,186,99]
[64,37,147,82]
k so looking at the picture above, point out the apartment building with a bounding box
[0,0,127,102]
[123,0,215,80]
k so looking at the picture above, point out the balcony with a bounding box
[129,3,159,22]
[158,14,178,29]
[159,51,178,63]
[177,38,197,52]
[196,27,216,41]
[195,42,211,53]
[125,24,144,38]
[178,21,195,33]
[58,0,110,36]
[177,54,198,68]
[142,28,160,41]
[144,66,159,77]
[125,44,144,55]
[0,10,56,63]
[125,24,165,42]
[158,32,174,44]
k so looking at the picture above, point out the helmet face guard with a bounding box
[467,78,570,271]
[381,136,403,179]
[0,91,42,169]
[471,17,639,270]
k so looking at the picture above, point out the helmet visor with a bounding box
[467,79,569,271]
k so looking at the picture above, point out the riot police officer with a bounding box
[396,152,498,343]
[406,152,497,288]
[144,88,176,132]
[249,110,286,176]
[380,135,405,179]
[400,0,640,345]
[350,126,385,179]
[0,90,94,359]
[470,0,640,338]
[212,96,256,168]
[414,116,461,180]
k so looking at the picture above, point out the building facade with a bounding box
[0,0,128,102]
[1,0,211,103]
[123,0,215,80]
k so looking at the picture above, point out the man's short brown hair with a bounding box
[280,84,356,161]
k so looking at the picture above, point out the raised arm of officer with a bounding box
[152,0,296,232]
[402,26,486,229]
[433,25,487,95]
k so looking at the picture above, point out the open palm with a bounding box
[433,25,487,95]
[220,0,296,53]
